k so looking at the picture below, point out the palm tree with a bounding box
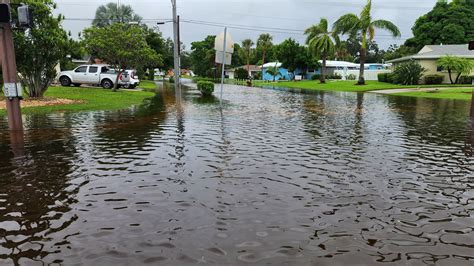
[257,34,273,79]
[305,19,338,84]
[266,63,280,82]
[93,2,142,27]
[241,39,255,77]
[333,0,400,85]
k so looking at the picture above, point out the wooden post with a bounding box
[0,0,23,131]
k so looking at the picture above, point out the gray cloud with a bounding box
[55,0,437,49]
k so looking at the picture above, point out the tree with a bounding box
[235,68,249,79]
[266,63,280,82]
[383,44,417,62]
[343,35,385,63]
[83,23,161,91]
[93,2,142,27]
[274,38,311,79]
[437,55,474,84]
[13,0,70,98]
[190,35,216,77]
[305,18,338,83]
[257,34,273,77]
[334,0,401,85]
[241,39,255,76]
[143,26,168,80]
[405,1,474,51]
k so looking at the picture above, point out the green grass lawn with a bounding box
[0,86,155,115]
[253,80,469,93]
[138,80,158,91]
[394,88,473,101]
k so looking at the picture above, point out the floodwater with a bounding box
[0,83,473,265]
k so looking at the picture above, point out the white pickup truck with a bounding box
[58,65,139,89]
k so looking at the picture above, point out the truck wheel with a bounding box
[101,79,114,89]
[60,76,71,86]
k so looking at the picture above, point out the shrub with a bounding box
[393,61,425,85]
[197,81,214,96]
[253,72,262,80]
[386,73,395,84]
[328,73,342,80]
[378,73,387,82]
[347,74,357,80]
[424,74,444,85]
[169,76,175,83]
[235,68,249,80]
[311,74,321,80]
[458,76,474,84]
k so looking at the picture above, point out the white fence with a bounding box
[334,69,391,81]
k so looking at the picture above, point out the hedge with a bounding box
[424,74,444,85]
[197,81,215,96]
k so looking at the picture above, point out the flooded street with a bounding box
[0,84,473,265]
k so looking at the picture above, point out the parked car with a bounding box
[58,65,134,89]
[121,70,140,89]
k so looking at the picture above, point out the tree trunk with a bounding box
[358,47,366,85]
[448,68,454,84]
[261,50,266,81]
[455,72,462,84]
[247,56,250,78]
[320,56,327,84]
[471,89,474,120]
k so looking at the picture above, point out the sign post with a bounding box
[214,29,234,106]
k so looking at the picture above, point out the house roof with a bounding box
[320,60,359,68]
[387,44,474,63]
[262,62,283,68]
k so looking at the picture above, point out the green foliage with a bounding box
[197,81,215,96]
[93,2,142,27]
[83,23,161,91]
[378,73,388,82]
[424,74,445,84]
[347,74,357,80]
[235,68,249,79]
[169,76,175,83]
[253,72,262,80]
[266,65,280,81]
[12,0,70,98]
[190,35,216,77]
[458,75,474,84]
[240,39,255,70]
[383,44,418,62]
[257,33,273,66]
[393,61,426,85]
[333,0,401,84]
[437,55,474,84]
[311,74,321,80]
[328,73,342,80]
[305,18,338,83]
[405,1,474,50]
[274,38,312,74]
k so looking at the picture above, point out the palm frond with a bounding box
[333,14,361,35]
[371,20,401,37]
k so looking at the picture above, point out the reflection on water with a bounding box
[0,83,473,265]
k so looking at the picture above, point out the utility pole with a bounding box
[0,0,23,131]
[171,0,180,90]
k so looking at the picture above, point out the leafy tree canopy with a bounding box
[83,23,161,91]
[93,2,142,27]
[274,38,313,73]
[405,1,474,50]
[13,0,70,98]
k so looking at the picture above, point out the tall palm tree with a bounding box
[257,34,273,79]
[333,0,400,85]
[305,18,338,84]
[93,2,142,27]
[241,39,254,77]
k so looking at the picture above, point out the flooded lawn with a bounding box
[0,84,473,265]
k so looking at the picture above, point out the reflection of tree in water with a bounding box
[387,96,471,147]
[464,119,474,157]
[93,93,168,152]
[0,115,81,265]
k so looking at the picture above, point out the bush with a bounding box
[458,76,474,84]
[393,61,425,85]
[169,76,175,83]
[197,81,214,96]
[386,73,395,84]
[253,72,262,80]
[235,68,249,80]
[378,73,387,82]
[311,74,321,80]
[328,73,342,80]
[424,74,444,85]
[347,74,357,80]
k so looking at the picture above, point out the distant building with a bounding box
[387,44,474,84]
[226,65,261,79]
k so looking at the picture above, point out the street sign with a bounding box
[215,51,232,65]
[214,31,234,53]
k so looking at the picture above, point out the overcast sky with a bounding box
[55,0,439,50]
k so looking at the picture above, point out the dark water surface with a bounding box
[0,84,473,265]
